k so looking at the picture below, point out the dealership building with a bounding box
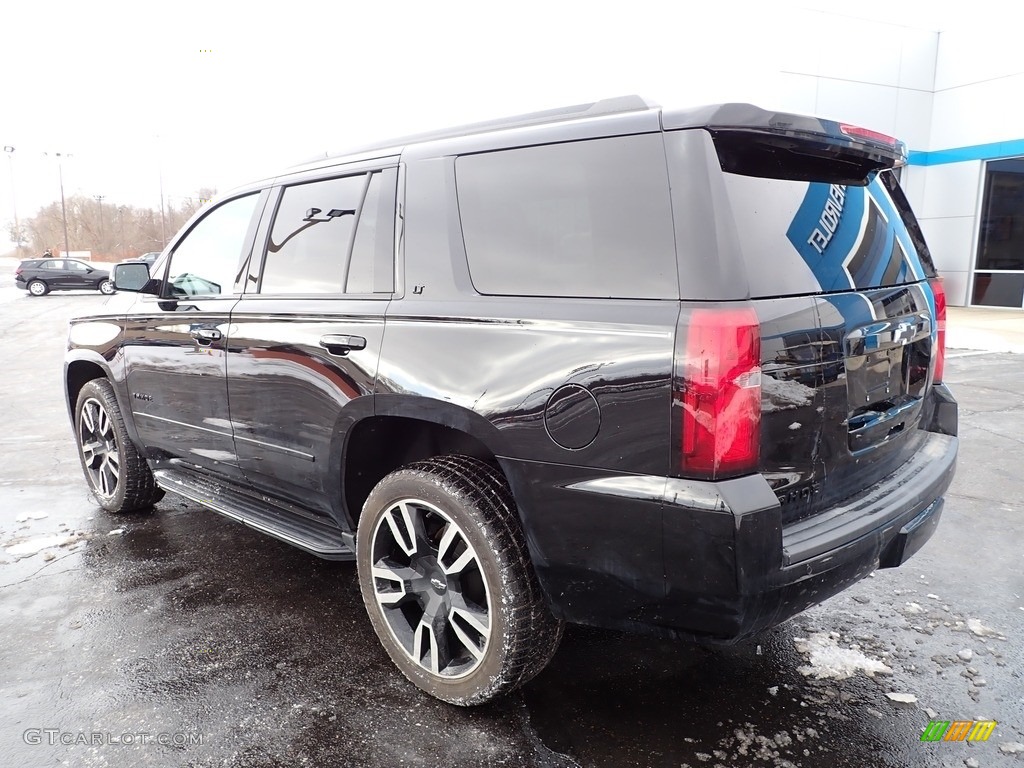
[752,14,1024,308]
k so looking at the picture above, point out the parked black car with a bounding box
[16,258,114,296]
[64,97,958,705]
[125,251,162,265]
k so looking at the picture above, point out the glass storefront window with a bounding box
[973,157,1024,307]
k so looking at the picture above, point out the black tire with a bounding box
[27,279,48,296]
[356,455,563,705]
[74,379,164,513]
[98,279,115,295]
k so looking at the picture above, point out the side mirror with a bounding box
[113,262,153,292]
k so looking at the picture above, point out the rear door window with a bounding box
[455,134,678,299]
[258,168,397,295]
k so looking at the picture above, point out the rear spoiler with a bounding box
[663,103,907,186]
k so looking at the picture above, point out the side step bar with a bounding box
[153,468,355,561]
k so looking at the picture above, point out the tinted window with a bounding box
[41,260,64,270]
[66,260,90,272]
[455,135,678,299]
[347,169,398,294]
[718,170,928,298]
[972,158,1024,307]
[166,194,260,297]
[260,169,396,295]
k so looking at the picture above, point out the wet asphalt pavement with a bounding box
[0,282,1022,768]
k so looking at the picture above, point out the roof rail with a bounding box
[310,95,659,163]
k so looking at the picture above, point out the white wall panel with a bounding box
[816,17,904,87]
[901,166,927,211]
[774,11,825,77]
[894,88,934,149]
[934,24,1024,92]
[917,161,983,219]
[938,270,970,307]
[765,72,820,115]
[899,27,939,91]
[929,72,1024,148]
[917,216,977,275]
[814,79,899,135]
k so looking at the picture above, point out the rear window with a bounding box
[720,170,931,298]
[455,134,678,299]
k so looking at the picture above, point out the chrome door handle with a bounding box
[319,334,367,355]
[191,328,223,344]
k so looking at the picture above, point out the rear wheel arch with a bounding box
[341,413,503,532]
[355,453,564,704]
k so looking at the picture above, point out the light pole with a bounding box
[3,146,19,254]
[94,194,105,251]
[118,206,127,259]
[45,152,72,258]
[158,165,167,249]
[156,133,167,249]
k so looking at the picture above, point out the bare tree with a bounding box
[18,190,216,261]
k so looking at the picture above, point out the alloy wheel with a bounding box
[369,498,491,679]
[78,397,120,498]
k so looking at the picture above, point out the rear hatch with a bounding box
[665,105,945,527]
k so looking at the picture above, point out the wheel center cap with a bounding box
[430,576,447,593]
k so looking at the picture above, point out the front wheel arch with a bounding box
[73,378,163,512]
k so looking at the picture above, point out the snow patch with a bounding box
[6,535,72,557]
[967,618,1003,638]
[762,376,815,411]
[794,632,892,680]
[885,692,917,705]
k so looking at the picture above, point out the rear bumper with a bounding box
[501,421,957,642]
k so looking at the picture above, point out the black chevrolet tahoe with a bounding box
[64,97,958,705]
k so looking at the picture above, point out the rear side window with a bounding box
[455,134,678,299]
[719,170,928,297]
[260,168,397,295]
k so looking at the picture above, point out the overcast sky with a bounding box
[0,0,980,251]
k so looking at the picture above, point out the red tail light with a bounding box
[930,276,947,384]
[839,123,898,147]
[680,307,761,479]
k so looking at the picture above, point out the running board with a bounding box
[153,468,355,560]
